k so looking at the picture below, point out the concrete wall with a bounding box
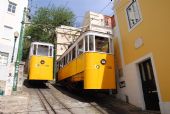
[114,0,170,113]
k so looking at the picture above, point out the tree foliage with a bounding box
[23,6,75,60]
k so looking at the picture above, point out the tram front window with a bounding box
[89,35,94,51]
[95,36,109,53]
[37,45,49,56]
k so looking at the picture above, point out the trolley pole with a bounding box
[13,8,27,91]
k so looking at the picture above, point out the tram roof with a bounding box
[56,30,112,61]
[31,42,54,46]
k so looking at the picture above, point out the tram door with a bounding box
[138,59,160,111]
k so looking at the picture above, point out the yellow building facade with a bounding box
[114,0,170,113]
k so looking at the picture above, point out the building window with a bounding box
[3,25,13,40]
[105,18,109,26]
[0,52,9,66]
[8,2,17,13]
[126,0,141,29]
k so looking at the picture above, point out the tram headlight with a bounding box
[96,65,100,69]
[40,60,45,64]
[101,59,106,65]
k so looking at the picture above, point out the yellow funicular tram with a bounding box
[56,31,116,89]
[28,42,54,81]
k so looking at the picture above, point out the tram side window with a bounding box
[65,56,67,65]
[57,62,59,70]
[60,60,62,68]
[37,45,49,56]
[61,59,63,68]
[59,62,61,69]
[66,55,67,64]
[89,35,94,51]
[67,54,69,63]
[95,36,109,53]
[85,36,88,51]
[69,51,72,61]
[77,39,84,56]
[72,47,76,60]
[63,57,65,66]
[33,45,36,55]
[49,46,53,57]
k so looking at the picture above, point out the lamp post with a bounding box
[13,8,26,91]
[11,32,19,63]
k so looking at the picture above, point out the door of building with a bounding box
[138,59,160,111]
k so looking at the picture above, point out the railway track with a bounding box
[32,82,111,114]
[26,81,159,114]
[48,84,106,114]
[37,88,74,114]
[37,89,57,114]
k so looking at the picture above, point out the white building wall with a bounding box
[82,11,113,34]
[0,0,28,81]
[123,62,145,109]
[82,12,104,27]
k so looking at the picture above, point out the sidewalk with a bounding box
[0,91,29,113]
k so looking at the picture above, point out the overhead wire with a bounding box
[64,1,69,8]
[58,0,114,46]
[28,0,114,43]
[28,0,114,57]
[47,0,53,8]
[56,0,114,41]
[99,0,113,14]
[79,0,113,33]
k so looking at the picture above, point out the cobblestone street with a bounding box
[0,80,161,114]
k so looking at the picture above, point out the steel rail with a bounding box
[89,103,106,114]
[36,89,50,114]
[46,87,74,114]
[37,89,57,114]
[48,83,106,114]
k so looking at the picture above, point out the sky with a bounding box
[29,0,114,26]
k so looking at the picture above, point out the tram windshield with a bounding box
[95,36,109,53]
[37,45,49,56]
